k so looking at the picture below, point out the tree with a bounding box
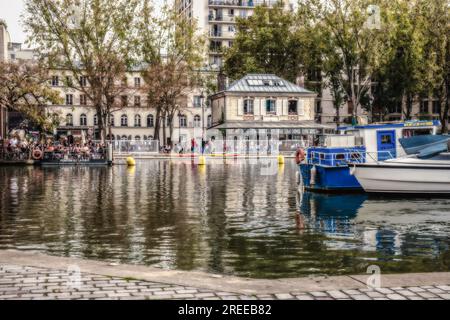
[299,0,389,123]
[223,3,304,83]
[418,0,450,132]
[368,0,427,122]
[0,61,62,133]
[24,0,143,142]
[141,3,205,146]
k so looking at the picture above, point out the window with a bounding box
[80,114,87,126]
[243,99,254,115]
[80,94,87,105]
[147,114,154,127]
[66,114,73,126]
[109,114,115,127]
[432,100,440,114]
[94,114,98,126]
[288,100,298,114]
[381,134,392,144]
[420,100,429,113]
[194,115,201,127]
[228,25,235,32]
[134,96,141,107]
[207,115,212,128]
[121,115,128,127]
[79,76,87,87]
[66,76,73,87]
[193,96,202,107]
[121,96,128,107]
[51,76,59,87]
[266,99,276,114]
[135,136,141,141]
[389,101,402,114]
[134,77,141,88]
[134,114,141,127]
[179,115,187,128]
[66,94,73,105]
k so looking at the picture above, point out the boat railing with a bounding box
[308,150,367,167]
[307,150,396,167]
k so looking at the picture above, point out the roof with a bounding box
[211,121,334,130]
[221,74,315,95]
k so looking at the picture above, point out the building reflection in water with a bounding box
[1,161,450,278]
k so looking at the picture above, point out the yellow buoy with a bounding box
[126,157,136,166]
[198,155,206,166]
[277,155,285,165]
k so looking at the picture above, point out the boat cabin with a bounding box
[300,120,441,192]
[332,120,440,162]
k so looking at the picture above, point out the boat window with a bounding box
[402,129,433,138]
[335,154,345,160]
[319,153,325,160]
[381,135,392,144]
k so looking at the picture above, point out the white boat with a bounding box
[351,153,450,194]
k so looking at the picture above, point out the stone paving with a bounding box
[1,264,450,300]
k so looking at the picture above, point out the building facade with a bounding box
[209,74,331,146]
[0,20,11,140]
[175,0,294,69]
[45,69,212,148]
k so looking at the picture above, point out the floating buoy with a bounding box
[198,155,206,166]
[277,155,285,165]
[126,157,136,166]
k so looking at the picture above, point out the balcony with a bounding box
[209,31,223,37]
[208,0,280,7]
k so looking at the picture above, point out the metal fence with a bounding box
[112,140,160,155]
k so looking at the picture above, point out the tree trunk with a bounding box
[162,112,167,147]
[405,94,413,120]
[335,103,340,127]
[154,107,161,143]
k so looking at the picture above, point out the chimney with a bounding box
[296,74,305,88]
[217,71,228,91]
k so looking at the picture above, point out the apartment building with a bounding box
[45,68,212,147]
[175,0,294,69]
[0,20,11,140]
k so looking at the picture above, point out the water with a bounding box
[0,160,449,279]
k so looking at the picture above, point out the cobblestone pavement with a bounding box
[1,265,450,300]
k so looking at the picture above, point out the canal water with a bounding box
[0,160,449,278]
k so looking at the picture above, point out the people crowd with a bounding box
[1,133,106,161]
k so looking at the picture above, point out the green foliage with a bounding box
[223,4,304,83]
[0,61,62,132]
[23,0,144,140]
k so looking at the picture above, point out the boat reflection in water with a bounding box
[297,192,450,258]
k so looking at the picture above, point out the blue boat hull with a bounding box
[299,164,362,192]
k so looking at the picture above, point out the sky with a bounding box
[0,0,165,46]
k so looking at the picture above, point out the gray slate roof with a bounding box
[224,74,315,94]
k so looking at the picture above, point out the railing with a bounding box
[208,0,280,7]
[307,150,396,167]
[112,140,159,155]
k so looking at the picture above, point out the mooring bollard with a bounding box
[126,157,136,167]
[198,155,206,166]
[278,155,285,165]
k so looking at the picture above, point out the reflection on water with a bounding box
[0,160,449,278]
